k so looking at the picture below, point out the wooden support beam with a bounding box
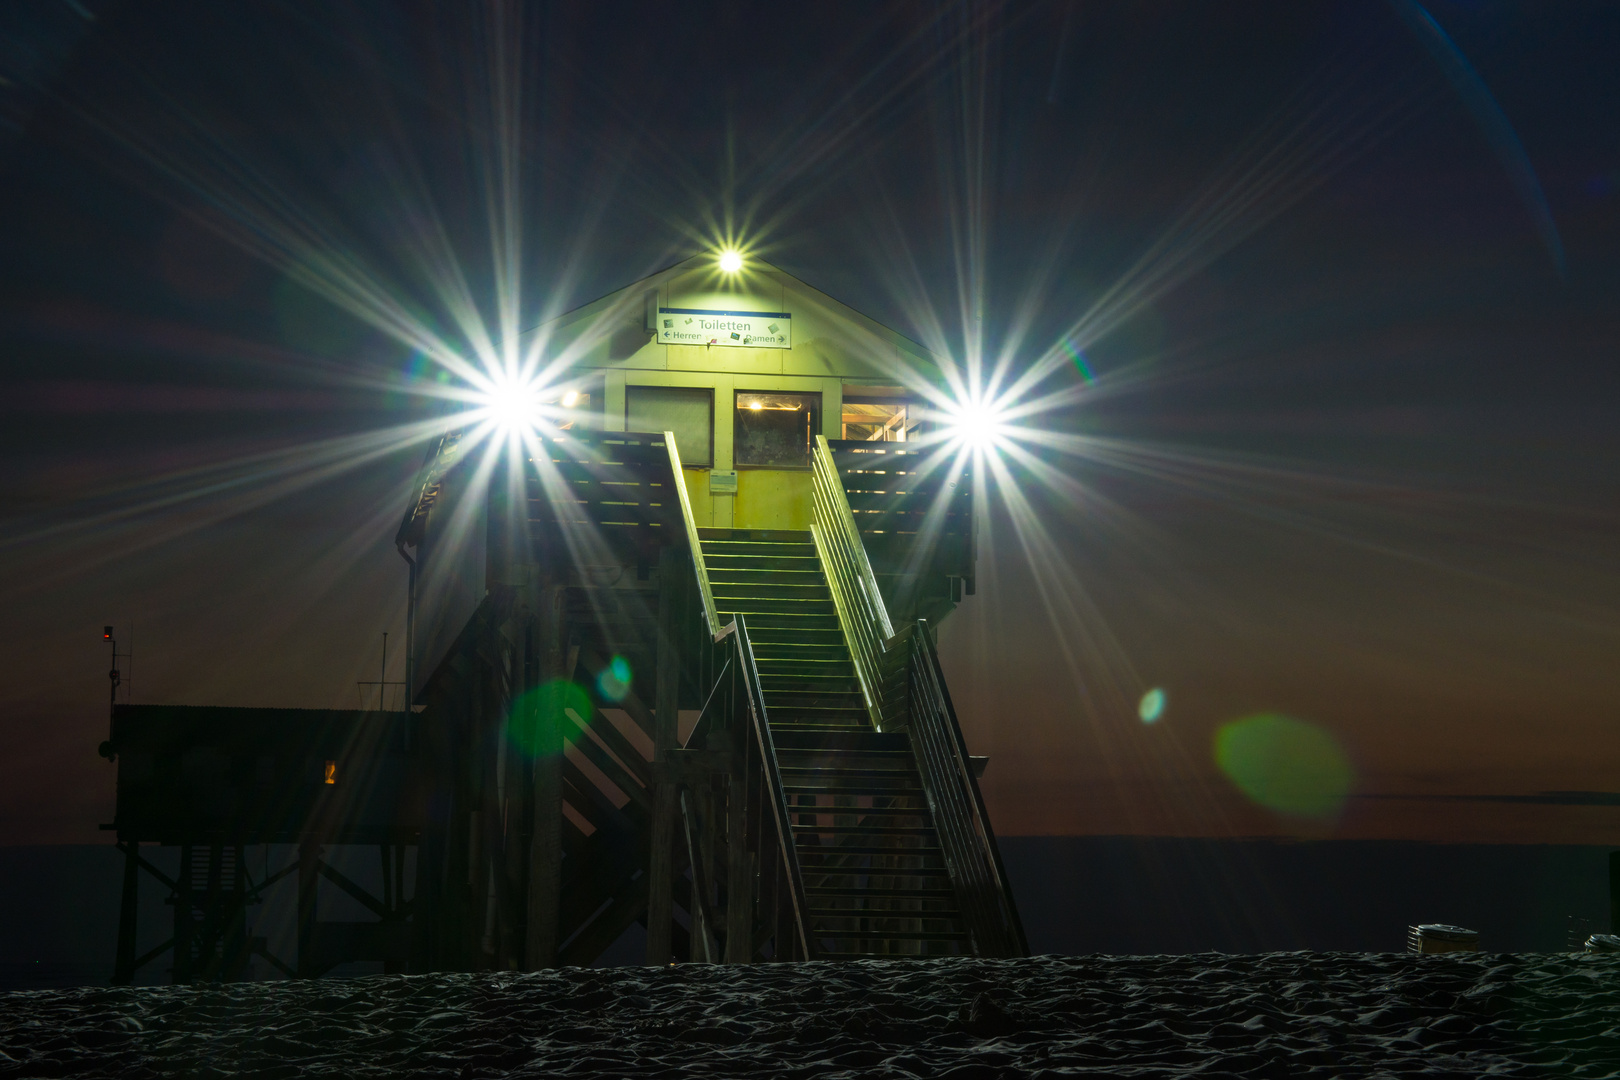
[173,844,194,983]
[526,584,567,969]
[296,842,318,978]
[645,546,683,964]
[680,787,719,963]
[724,773,753,964]
[112,841,138,986]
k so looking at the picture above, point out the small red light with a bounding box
[103,626,113,640]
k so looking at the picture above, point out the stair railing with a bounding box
[809,434,896,730]
[666,433,814,960]
[727,615,815,960]
[664,432,721,637]
[905,619,1028,957]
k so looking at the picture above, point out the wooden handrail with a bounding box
[730,614,815,960]
[664,434,813,960]
[664,431,721,637]
[810,434,896,730]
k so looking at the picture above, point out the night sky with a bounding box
[1,1,1616,850]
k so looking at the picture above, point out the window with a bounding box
[626,386,712,466]
[841,399,914,442]
[735,391,819,467]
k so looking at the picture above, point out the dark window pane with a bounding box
[735,392,818,467]
[626,386,712,466]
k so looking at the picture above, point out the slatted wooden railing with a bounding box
[823,439,974,587]
[810,435,900,730]
[517,430,684,567]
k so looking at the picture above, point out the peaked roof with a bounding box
[525,254,940,375]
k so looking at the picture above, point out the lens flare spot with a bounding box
[1138,688,1165,723]
[1061,337,1096,384]
[718,249,743,273]
[508,679,591,758]
[597,655,633,702]
[1213,713,1353,820]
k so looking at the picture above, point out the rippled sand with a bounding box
[3,953,1617,1078]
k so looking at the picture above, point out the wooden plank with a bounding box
[525,585,567,969]
[645,545,684,965]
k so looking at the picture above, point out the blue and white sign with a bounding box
[658,307,790,349]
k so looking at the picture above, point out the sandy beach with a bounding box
[2,952,1616,1078]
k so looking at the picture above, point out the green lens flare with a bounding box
[1138,688,1166,723]
[597,654,632,702]
[1213,713,1354,820]
[508,678,591,758]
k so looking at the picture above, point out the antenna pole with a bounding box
[109,632,118,732]
[381,632,388,711]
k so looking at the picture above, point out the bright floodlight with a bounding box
[718,249,743,274]
[483,375,542,432]
[947,399,1008,451]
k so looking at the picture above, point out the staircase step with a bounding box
[768,725,874,737]
[770,716,873,734]
[807,903,963,917]
[805,887,957,899]
[783,779,924,795]
[802,876,956,890]
[758,671,862,690]
[751,643,849,662]
[718,599,839,616]
[706,568,829,587]
[810,916,967,930]
[756,658,856,675]
[759,692,867,712]
[811,930,970,941]
[705,544,819,555]
[772,731,909,752]
[791,805,930,819]
[778,756,917,775]
[705,555,822,572]
[729,612,842,632]
[712,585,834,603]
[795,837,941,852]
[791,824,940,837]
[745,627,846,646]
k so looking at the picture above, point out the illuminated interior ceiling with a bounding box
[736,392,807,411]
[841,401,914,442]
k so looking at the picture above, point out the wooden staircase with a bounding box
[701,529,970,957]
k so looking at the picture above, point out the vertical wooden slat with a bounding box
[646,545,683,963]
[724,767,752,963]
[525,584,566,969]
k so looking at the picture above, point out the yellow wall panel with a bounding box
[734,470,812,532]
